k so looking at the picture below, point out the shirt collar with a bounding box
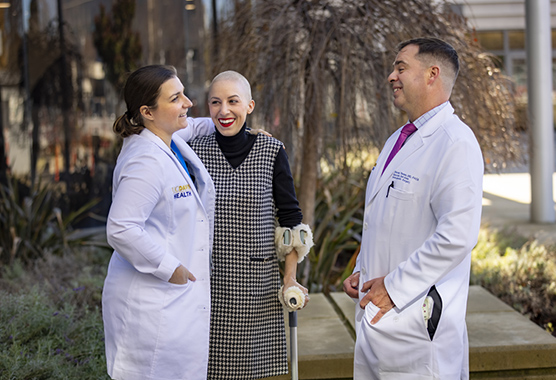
[411,101,449,129]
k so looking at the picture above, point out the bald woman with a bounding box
[177,71,313,380]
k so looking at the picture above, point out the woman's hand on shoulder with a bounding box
[248,128,272,137]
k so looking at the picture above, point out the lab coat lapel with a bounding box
[366,136,396,203]
[142,129,203,207]
[379,130,423,182]
[171,136,214,213]
[368,103,455,203]
[367,128,423,203]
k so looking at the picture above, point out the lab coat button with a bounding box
[362,268,367,276]
[364,222,368,230]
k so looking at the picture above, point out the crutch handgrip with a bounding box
[279,285,305,312]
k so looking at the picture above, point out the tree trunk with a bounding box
[211,0,219,74]
[57,0,72,175]
[298,114,319,227]
[30,105,40,186]
[0,87,6,186]
[297,79,322,286]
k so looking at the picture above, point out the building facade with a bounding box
[0,0,210,177]
[451,0,556,93]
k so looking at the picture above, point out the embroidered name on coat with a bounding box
[393,170,420,184]
[172,184,193,199]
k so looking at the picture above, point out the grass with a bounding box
[0,288,107,380]
[0,248,110,380]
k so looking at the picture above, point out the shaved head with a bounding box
[209,70,252,100]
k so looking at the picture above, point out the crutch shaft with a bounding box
[289,311,299,380]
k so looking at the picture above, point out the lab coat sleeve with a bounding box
[353,253,361,274]
[174,117,215,142]
[384,136,483,310]
[107,154,180,282]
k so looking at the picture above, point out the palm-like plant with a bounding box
[0,176,105,268]
[304,167,366,292]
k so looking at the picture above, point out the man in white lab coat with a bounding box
[343,38,483,379]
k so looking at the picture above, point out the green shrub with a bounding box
[0,286,109,379]
[471,229,556,335]
[303,167,367,293]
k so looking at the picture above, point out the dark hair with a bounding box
[397,37,459,79]
[113,65,178,138]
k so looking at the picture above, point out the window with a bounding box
[508,31,525,50]
[512,58,527,88]
[477,31,504,51]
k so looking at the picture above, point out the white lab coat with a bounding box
[354,103,483,380]
[102,118,215,380]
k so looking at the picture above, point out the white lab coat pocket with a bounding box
[150,280,202,379]
[386,186,424,256]
[362,297,434,378]
[149,277,210,379]
[115,276,209,380]
[388,186,414,201]
[161,279,193,309]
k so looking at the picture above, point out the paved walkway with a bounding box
[482,172,556,244]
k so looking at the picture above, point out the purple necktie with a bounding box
[382,123,417,175]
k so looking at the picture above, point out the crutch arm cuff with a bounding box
[275,223,314,262]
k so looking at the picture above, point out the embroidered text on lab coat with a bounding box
[172,184,193,199]
[393,170,420,184]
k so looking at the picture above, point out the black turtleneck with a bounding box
[215,124,303,228]
[214,124,257,169]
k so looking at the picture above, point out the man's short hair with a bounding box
[397,37,459,82]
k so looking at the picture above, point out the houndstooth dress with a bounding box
[189,133,288,380]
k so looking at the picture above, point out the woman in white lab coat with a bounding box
[102,65,215,380]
